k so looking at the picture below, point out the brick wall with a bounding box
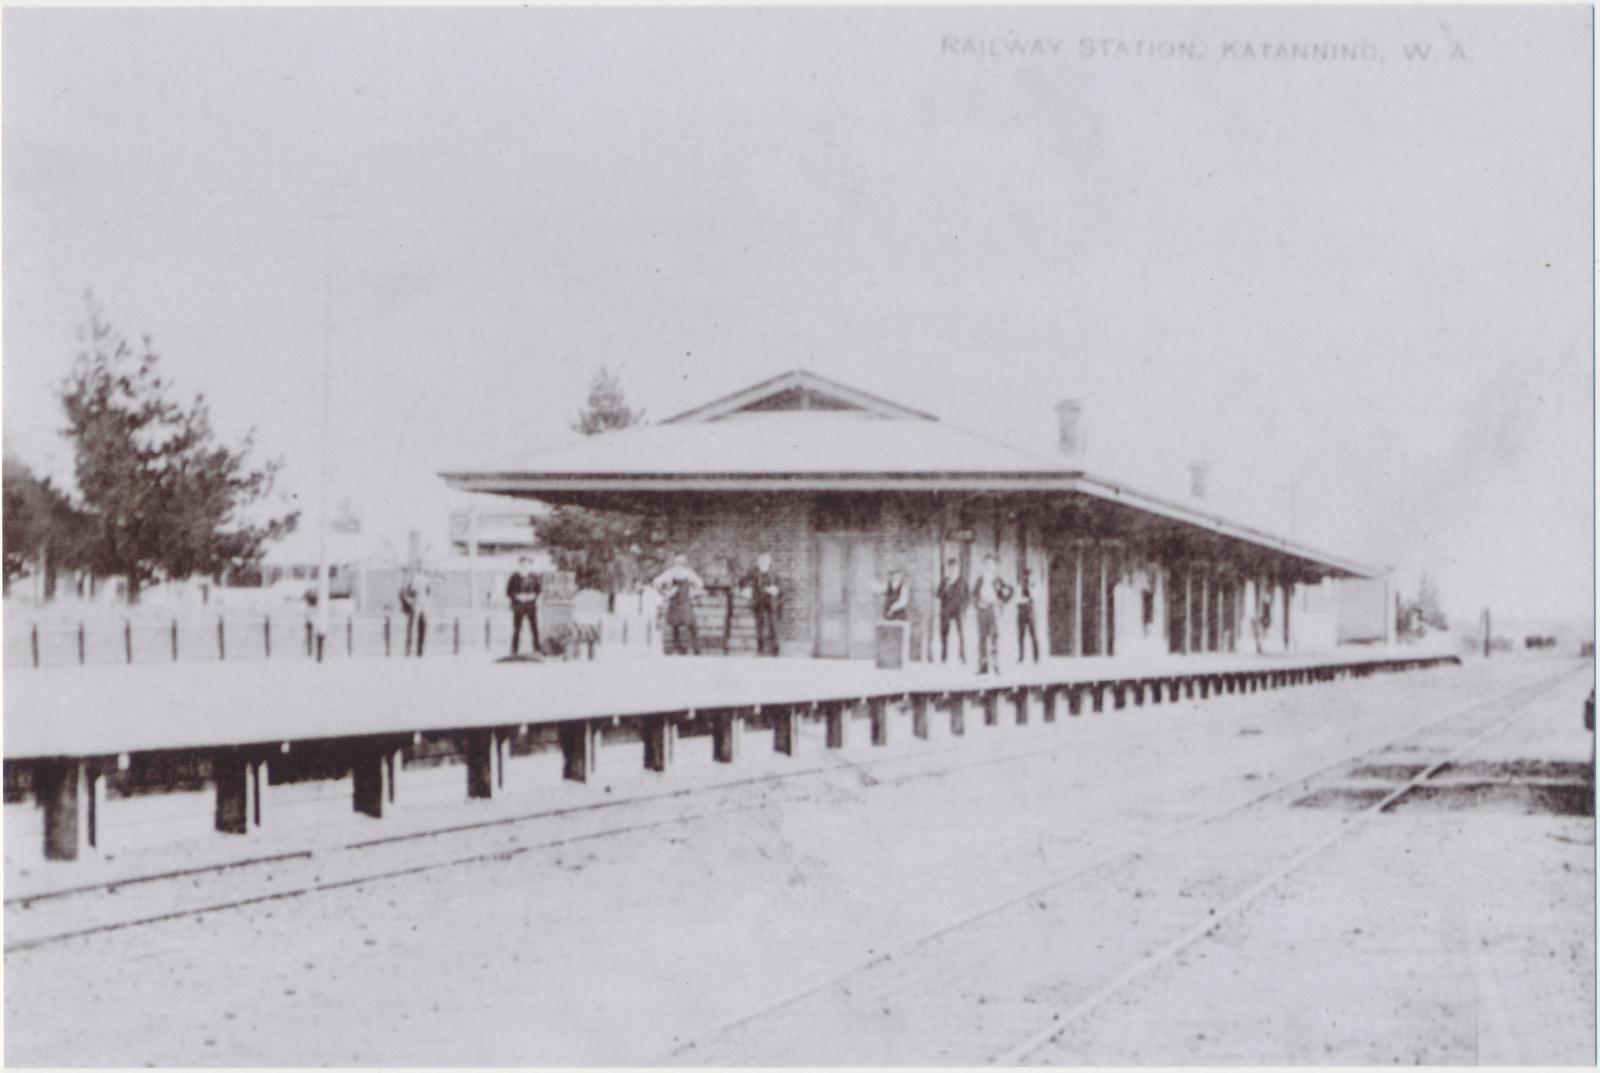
[663,492,816,654]
[656,492,952,659]
[645,491,1092,664]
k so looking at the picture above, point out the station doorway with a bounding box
[1048,543,1116,657]
[815,534,879,658]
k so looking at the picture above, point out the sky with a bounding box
[3,5,1592,633]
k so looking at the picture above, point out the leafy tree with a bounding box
[57,293,298,602]
[1396,571,1448,639]
[537,368,662,596]
[1414,572,1448,630]
[536,505,665,594]
[2,453,89,595]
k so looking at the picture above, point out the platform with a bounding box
[3,647,1459,862]
[6,647,1454,761]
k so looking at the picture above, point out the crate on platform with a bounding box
[876,621,907,669]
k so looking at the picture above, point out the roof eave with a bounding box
[438,469,1380,579]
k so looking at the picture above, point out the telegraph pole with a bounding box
[1483,606,1491,659]
[314,214,334,660]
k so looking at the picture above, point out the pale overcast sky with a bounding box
[3,5,1591,631]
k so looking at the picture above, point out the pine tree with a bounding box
[57,293,298,601]
[538,368,661,595]
[571,365,645,435]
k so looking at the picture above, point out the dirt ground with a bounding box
[4,655,1591,1065]
[1029,661,1595,1066]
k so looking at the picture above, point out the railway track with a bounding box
[3,707,1219,951]
[670,663,1582,1065]
[3,660,1517,962]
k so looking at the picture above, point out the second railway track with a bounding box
[670,663,1583,1065]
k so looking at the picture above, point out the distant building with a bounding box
[449,503,545,557]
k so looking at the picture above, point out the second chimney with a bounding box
[1188,460,1210,501]
[1055,398,1085,462]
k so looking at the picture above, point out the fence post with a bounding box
[218,616,226,661]
[484,617,490,651]
[263,615,271,659]
[77,622,86,665]
[31,623,40,668]
[453,618,460,655]
[305,620,313,658]
[384,616,391,657]
[347,617,354,657]
[125,620,133,664]
[171,619,179,661]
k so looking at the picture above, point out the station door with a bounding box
[815,535,879,659]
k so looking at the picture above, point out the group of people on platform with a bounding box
[646,548,1042,672]
[491,548,1045,669]
[414,548,1285,666]
[937,554,1039,676]
[649,552,784,657]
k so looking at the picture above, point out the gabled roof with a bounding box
[446,408,1069,480]
[440,369,1382,579]
[662,369,936,424]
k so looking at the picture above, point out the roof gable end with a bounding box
[662,369,937,424]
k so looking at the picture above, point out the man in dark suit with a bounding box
[507,557,542,656]
[738,552,783,656]
[938,556,968,663]
[1016,567,1040,664]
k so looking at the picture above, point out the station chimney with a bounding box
[1188,460,1210,501]
[1055,399,1085,462]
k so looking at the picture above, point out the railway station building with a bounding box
[443,370,1390,662]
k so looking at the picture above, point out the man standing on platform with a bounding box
[653,553,705,656]
[882,567,909,621]
[938,556,968,664]
[1016,566,1040,664]
[507,557,542,657]
[400,570,433,657]
[739,552,783,656]
[970,553,1011,675]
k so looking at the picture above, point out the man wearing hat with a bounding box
[1016,566,1040,664]
[970,553,1012,675]
[937,556,968,664]
[653,553,706,656]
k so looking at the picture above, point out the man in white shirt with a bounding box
[970,554,1013,676]
[653,553,705,656]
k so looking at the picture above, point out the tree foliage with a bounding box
[536,367,662,593]
[535,505,664,594]
[57,294,298,599]
[1396,571,1448,639]
[571,365,645,436]
[2,453,89,593]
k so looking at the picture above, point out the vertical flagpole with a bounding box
[315,214,333,659]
